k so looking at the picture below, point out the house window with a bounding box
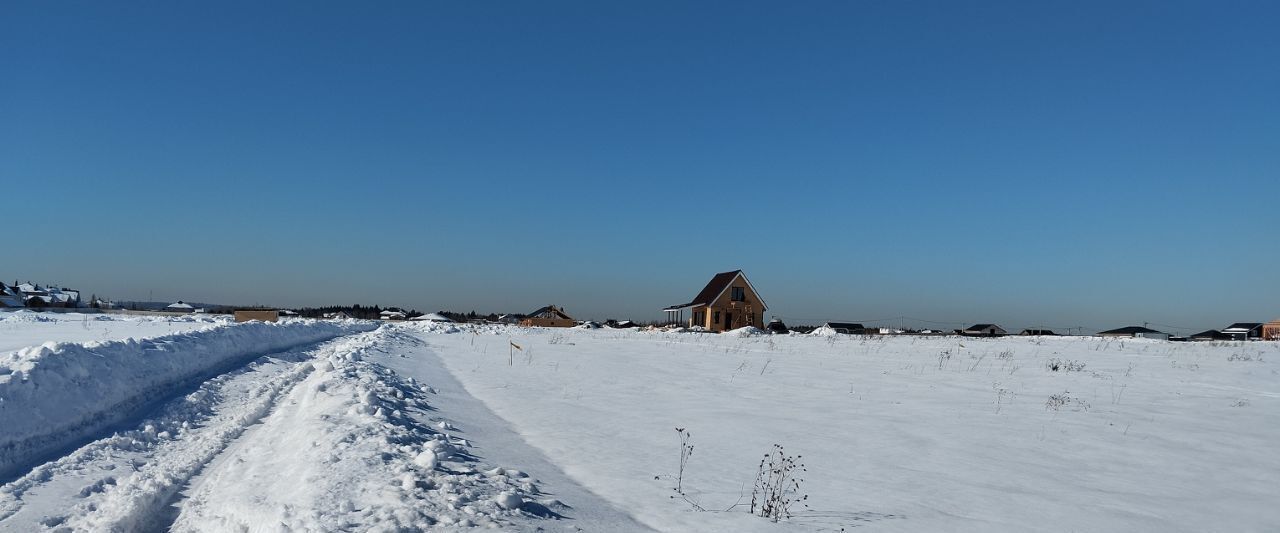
[731,286,745,302]
[714,311,720,324]
[694,311,703,325]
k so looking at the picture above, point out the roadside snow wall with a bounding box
[0,320,378,479]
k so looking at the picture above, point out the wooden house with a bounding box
[1263,319,1280,341]
[520,305,575,328]
[663,270,767,332]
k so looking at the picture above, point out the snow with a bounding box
[808,325,839,336]
[410,312,452,322]
[0,318,637,532]
[406,324,1280,532]
[0,310,228,359]
[2,314,1276,531]
[0,318,375,479]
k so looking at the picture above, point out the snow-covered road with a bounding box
[0,318,635,532]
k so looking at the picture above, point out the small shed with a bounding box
[166,301,195,313]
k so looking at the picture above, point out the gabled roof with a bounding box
[1222,323,1263,332]
[167,301,194,309]
[966,324,1004,331]
[528,305,573,320]
[1021,329,1057,335]
[825,322,865,330]
[1098,326,1163,335]
[663,270,767,311]
[1190,329,1228,339]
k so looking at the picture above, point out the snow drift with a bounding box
[0,319,377,479]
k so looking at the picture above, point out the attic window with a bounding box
[731,286,745,302]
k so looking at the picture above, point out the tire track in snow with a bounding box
[170,329,578,531]
[48,330,389,532]
[0,320,375,483]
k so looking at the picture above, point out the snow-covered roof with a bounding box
[167,301,195,310]
[410,312,453,322]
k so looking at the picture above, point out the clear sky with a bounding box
[3,1,1277,333]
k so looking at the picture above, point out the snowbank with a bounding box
[0,320,377,479]
[167,329,548,531]
[808,325,838,336]
[726,326,766,337]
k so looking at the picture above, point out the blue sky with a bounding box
[3,1,1277,333]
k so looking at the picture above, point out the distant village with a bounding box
[4,273,1278,341]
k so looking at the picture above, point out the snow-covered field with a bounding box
[0,311,227,356]
[1,316,1276,532]
[409,324,1280,532]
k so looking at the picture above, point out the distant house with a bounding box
[1097,326,1168,340]
[962,324,1007,337]
[235,310,279,323]
[1189,329,1230,341]
[519,305,575,328]
[662,270,767,332]
[17,283,43,298]
[323,311,352,320]
[1264,319,1280,341]
[1020,329,1057,336]
[166,301,195,313]
[410,312,453,322]
[824,322,866,335]
[47,287,79,307]
[380,309,408,320]
[0,284,23,307]
[24,295,52,307]
[1221,323,1263,341]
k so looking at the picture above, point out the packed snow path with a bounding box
[0,321,641,532]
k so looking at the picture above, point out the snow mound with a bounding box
[0,311,58,323]
[726,326,766,337]
[809,325,839,336]
[0,320,377,479]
